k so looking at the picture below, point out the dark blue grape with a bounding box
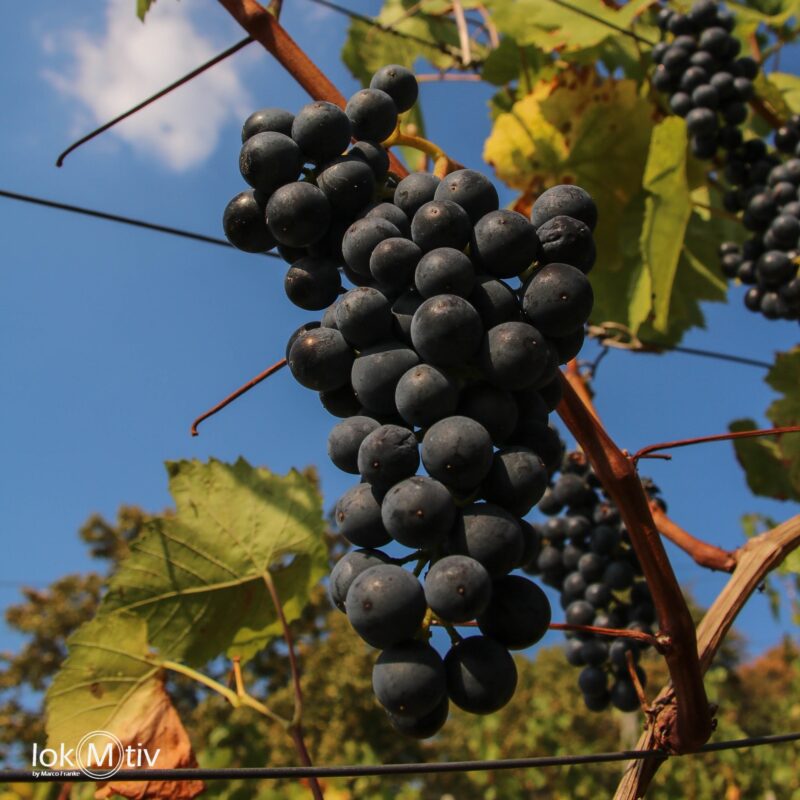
[459,382,519,445]
[477,575,550,649]
[342,217,402,276]
[239,131,302,194]
[370,237,421,292]
[352,342,420,415]
[411,200,472,252]
[414,247,475,298]
[357,423,419,489]
[482,446,548,516]
[370,64,419,113]
[449,503,524,577]
[242,107,294,141]
[422,416,494,492]
[394,172,441,219]
[468,274,520,328]
[531,184,598,231]
[444,636,517,714]
[373,640,446,716]
[284,256,341,310]
[223,191,275,253]
[349,140,390,180]
[288,326,353,391]
[434,168,499,224]
[316,156,376,217]
[335,483,391,547]
[395,363,459,427]
[346,88,398,142]
[480,321,549,391]
[329,548,389,610]
[291,101,351,163]
[424,555,492,623]
[266,182,331,247]
[345,564,426,648]
[536,215,595,272]
[335,287,393,347]
[522,263,593,337]
[410,294,483,367]
[381,475,456,548]
[327,415,380,473]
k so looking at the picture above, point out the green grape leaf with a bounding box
[729,0,800,36]
[480,37,552,87]
[487,0,659,54]
[45,613,204,798]
[342,0,463,84]
[136,0,156,20]
[767,347,800,423]
[101,459,327,666]
[639,117,693,333]
[731,418,800,502]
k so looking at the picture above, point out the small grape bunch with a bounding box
[524,451,658,713]
[223,64,599,736]
[652,0,758,160]
[717,133,800,320]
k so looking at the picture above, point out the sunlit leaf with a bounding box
[101,459,327,665]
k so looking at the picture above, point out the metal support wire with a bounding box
[3,732,799,783]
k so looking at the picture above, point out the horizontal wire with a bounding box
[55,36,254,168]
[3,732,799,782]
[1,192,778,373]
[0,189,279,258]
[631,340,773,370]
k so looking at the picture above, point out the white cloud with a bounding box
[43,0,252,171]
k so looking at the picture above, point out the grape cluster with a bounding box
[524,451,657,713]
[717,132,800,320]
[223,66,598,736]
[652,0,758,160]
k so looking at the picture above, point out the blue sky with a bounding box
[1,0,798,667]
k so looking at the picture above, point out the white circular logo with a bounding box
[75,731,125,779]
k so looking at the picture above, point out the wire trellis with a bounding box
[2,731,799,783]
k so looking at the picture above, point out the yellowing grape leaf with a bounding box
[101,459,327,666]
[45,613,203,799]
[484,71,656,332]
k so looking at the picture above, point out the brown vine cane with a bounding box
[556,372,713,754]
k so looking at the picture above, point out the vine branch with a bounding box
[556,372,712,754]
[614,513,800,799]
[650,500,738,573]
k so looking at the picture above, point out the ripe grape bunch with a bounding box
[525,451,657,713]
[653,0,800,321]
[717,128,800,321]
[223,65,598,737]
[652,0,758,161]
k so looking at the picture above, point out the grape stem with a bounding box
[556,372,712,755]
[625,649,649,712]
[263,572,326,800]
[631,423,800,464]
[382,126,464,178]
[190,358,287,437]
[430,619,666,650]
